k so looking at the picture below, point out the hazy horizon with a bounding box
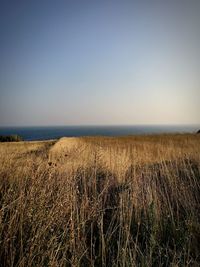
[0,123,199,128]
[0,0,199,126]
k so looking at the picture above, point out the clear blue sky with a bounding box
[0,0,199,126]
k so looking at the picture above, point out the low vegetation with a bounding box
[0,134,199,266]
[0,135,23,142]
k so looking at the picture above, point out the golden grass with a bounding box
[0,134,199,266]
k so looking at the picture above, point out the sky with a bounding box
[0,0,199,126]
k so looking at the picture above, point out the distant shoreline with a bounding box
[0,125,199,141]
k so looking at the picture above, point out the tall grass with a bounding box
[0,134,199,266]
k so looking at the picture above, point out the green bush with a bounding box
[0,135,23,142]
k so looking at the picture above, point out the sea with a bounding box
[0,125,198,141]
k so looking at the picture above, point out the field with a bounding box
[0,134,199,267]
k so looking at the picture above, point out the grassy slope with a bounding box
[0,134,199,266]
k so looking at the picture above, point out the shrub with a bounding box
[0,135,23,142]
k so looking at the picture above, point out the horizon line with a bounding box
[0,123,199,128]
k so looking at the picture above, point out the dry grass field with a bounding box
[0,134,199,267]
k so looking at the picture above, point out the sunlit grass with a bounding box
[0,134,199,266]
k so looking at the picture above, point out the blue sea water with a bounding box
[0,125,198,141]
